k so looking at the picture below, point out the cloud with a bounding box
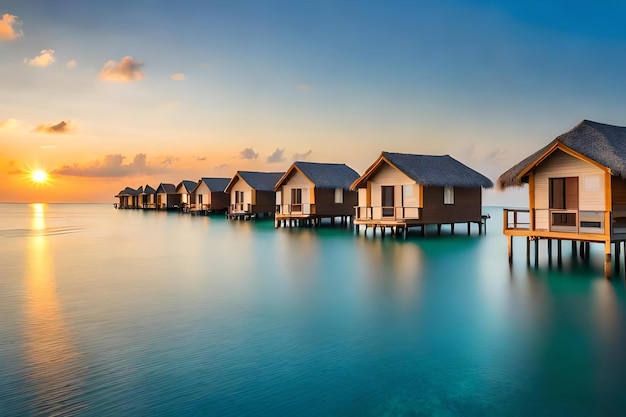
[295,84,310,92]
[99,56,144,82]
[240,148,258,160]
[267,148,285,163]
[53,153,164,178]
[162,156,179,165]
[0,14,22,41]
[33,120,75,134]
[197,156,207,161]
[0,118,19,129]
[171,72,185,80]
[214,163,228,170]
[25,49,56,67]
[292,150,312,161]
[66,60,77,68]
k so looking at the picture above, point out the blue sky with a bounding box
[2,0,626,202]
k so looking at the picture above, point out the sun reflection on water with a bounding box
[23,203,85,415]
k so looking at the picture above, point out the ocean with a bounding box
[1,203,626,416]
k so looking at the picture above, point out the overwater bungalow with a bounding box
[175,180,197,212]
[190,177,230,214]
[224,171,284,219]
[350,151,493,238]
[114,186,141,209]
[155,183,180,210]
[139,184,156,209]
[499,119,626,277]
[274,161,359,227]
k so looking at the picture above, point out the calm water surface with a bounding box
[1,203,626,416]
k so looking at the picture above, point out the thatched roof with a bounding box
[275,161,360,191]
[114,186,141,197]
[176,180,197,193]
[225,171,285,193]
[141,185,156,195]
[156,183,176,194]
[498,120,626,189]
[351,151,493,189]
[194,177,230,193]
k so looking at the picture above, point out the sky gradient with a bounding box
[2,0,626,204]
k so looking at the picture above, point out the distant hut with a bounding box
[175,180,197,211]
[155,183,179,210]
[224,171,284,219]
[499,119,626,277]
[274,161,359,227]
[190,177,230,213]
[139,185,156,209]
[114,186,141,209]
[350,151,493,238]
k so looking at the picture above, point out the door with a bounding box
[550,177,578,228]
[382,186,394,217]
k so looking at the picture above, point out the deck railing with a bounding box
[354,206,420,221]
[276,204,316,215]
[503,208,608,234]
[230,203,251,213]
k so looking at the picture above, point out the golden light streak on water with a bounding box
[23,203,85,416]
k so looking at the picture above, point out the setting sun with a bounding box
[32,170,48,184]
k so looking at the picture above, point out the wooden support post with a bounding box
[604,241,612,278]
[403,227,408,240]
[547,239,552,267]
[451,223,455,234]
[526,237,531,266]
[557,239,562,267]
[467,222,471,236]
[615,242,621,273]
[421,225,425,237]
[508,235,513,265]
[437,224,441,235]
[534,238,539,267]
[580,241,585,258]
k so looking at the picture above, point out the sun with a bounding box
[32,169,48,184]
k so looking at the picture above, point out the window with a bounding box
[334,188,343,204]
[444,186,454,205]
[235,191,244,204]
[382,186,394,217]
[291,188,302,211]
[198,194,203,204]
[549,177,578,209]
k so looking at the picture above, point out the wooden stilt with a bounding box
[437,224,441,235]
[508,235,513,265]
[580,241,585,258]
[557,239,562,267]
[451,223,455,234]
[534,238,539,267]
[615,242,621,273]
[526,237,531,266]
[604,241,612,278]
[467,222,471,236]
[547,239,553,267]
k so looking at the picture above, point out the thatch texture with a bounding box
[353,152,493,189]
[276,161,360,190]
[226,171,285,193]
[498,120,626,189]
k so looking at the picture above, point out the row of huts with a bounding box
[116,151,494,235]
[116,120,626,277]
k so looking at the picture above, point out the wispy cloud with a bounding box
[162,156,179,165]
[0,118,20,129]
[0,14,22,41]
[292,150,312,161]
[240,148,258,160]
[295,84,310,92]
[33,120,75,134]
[99,56,144,82]
[66,60,77,68]
[53,153,163,177]
[25,49,56,67]
[267,148,285,163]
[171,72,185,81]
[197,155,207,161]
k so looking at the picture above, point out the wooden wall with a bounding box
[421,186,482,223]
[314,188,357,216]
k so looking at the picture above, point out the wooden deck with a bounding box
[353,215,489,239]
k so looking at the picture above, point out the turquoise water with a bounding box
[1,203,626,416]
